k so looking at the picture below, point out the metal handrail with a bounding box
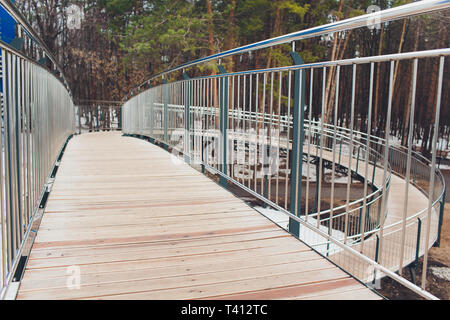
[122,1,448,300]
[0,5,75,299]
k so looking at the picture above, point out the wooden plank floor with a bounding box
[16,132,380,300]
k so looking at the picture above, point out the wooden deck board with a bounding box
[16,132,379,300]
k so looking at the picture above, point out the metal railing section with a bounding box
[122,1,449,300]
[0,2,75,299]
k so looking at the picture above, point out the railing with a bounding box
[75,103,122,134]
[0,1,75,299]
[122,1,448,299]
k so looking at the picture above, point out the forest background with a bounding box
[14,0,450,153]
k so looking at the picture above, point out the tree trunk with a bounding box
[206,0,215,56]
[225,0,236,72]
[323,0,344,125]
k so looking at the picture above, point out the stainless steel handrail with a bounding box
[0,5,76,299]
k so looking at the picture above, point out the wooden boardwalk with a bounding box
[16,132,379,300]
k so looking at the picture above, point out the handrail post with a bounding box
[288,52,305,238]
[77,106,81,134]
[183,72,191,164]
[372,155,377,185]
[162,78,169,151]
[415,218,422,268]
[372,235,380,287]
[218,65,229,188]
[434,187,446,248]
[356,146,361,175]
[96,105,99,132]
[148,85,154,143]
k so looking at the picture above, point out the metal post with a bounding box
[288,52,305,238]
[435,188,446,247]
[421,56,445,290]
[183,72,191,164]
[356,146,360,175]
[415,218,422,268]
[162,78,169,151]
[372,235,380,286]
[372,156,377,185]
[78,106,82,134]
[218,65,229,188]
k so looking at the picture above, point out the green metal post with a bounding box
[415,218,422,267]
[435,188,446,247]
[288,52,306,238]
[218,65,229,188]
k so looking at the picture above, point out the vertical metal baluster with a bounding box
[254,74,259,192]
[201,78,205,167]
[230,76,235,179]
[422,56,445,290]
[248,74,253,189]
[305,69,313,223]
[216,77,220,170]
[284,70,292,210]
[378,60,395,264]
[0,49,7,288]
[276,71,282,205]
[329,65,341,240]
[268,72,274,201]
[360,63,375,253]
[316,67,326,229]
[344,64,357,244]
[195,80,198,159]
[399,58,418,275]
[209,77,212,168]
[243,74,246,184]
[7,52,18,257]
[261,73,267,197]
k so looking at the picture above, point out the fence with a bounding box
[0,1,75,298]
[122,0,449,299]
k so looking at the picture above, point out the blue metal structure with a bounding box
[0,0,15,93]
[0,0,15,44]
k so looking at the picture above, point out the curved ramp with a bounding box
[16,132,380,300]
[310,145,439,282]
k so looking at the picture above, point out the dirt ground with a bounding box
[378,170,450,300]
